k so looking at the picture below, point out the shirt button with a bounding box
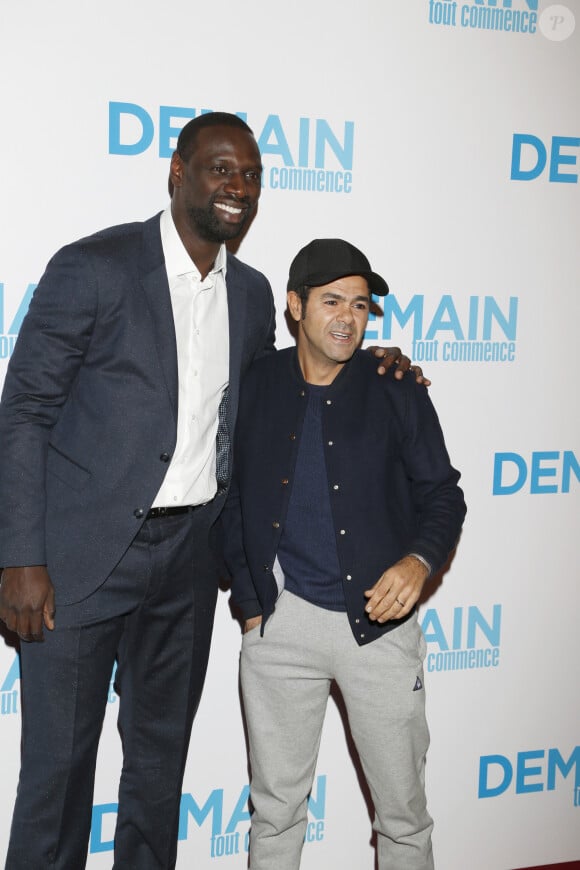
[326,399,332,405]
[160,452,170,462]
[360,633,365,639]
[299,390,306,397]
[134,508,144,519]
[328,440,334,446]
[339,529,346,535]
[263,565,271,572]
[272,521,280,529]
[355,618,360,624]
[290,433,296,440]
[346,574,352,581]
[333,484,339,490]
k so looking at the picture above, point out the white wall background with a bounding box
[0,1,579,868]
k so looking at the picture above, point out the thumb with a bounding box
[43,586,56,631]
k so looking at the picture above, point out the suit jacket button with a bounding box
[160,452,170,462]
[272,521,280,529]
[134,508,144,519]
[281,478,289,485]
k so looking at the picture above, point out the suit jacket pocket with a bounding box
[46,445,92,491]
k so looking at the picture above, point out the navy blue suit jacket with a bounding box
[221,348,466,645]
[0,213,275,604]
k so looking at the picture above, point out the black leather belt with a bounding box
[146,505,202,519]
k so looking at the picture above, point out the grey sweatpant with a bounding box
[240,590,434,870]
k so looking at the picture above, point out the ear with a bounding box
[287,290,303,322]
[169,151,184,189]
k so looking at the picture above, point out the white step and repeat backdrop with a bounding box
[1,2,579,868]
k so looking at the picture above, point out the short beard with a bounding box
[187,202,251,243]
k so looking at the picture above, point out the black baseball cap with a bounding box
[287,238,389,296]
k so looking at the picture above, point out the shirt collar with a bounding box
[160,206,227,281]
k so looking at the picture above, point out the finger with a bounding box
[11,611,35,642]
[371,346,399,376]
[368,601,397,622]
[2,611,19,636]
[363,582,387,611]
[27,609,46,642]
[386,588,422,622]
[374,599,403,622]
[380,596,408,622]
[365,577,417,621]
[392,354,409,380]
[409,364,431,386]
[44,589,56,631]
[376,595,413,623]
[364,587,399,621]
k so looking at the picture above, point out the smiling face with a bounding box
[288,275,371,384]
[170,124,263,245]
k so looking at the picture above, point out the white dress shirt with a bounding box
[152,207,229,507]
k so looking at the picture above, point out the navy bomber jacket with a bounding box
[220,347,466,645]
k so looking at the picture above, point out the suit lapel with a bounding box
[140,215,178,421]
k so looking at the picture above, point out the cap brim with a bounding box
[366,271,389,297]
[301,270,389,296]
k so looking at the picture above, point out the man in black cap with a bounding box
[221,239,466,870]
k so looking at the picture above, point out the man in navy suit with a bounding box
[0,112,277,869]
